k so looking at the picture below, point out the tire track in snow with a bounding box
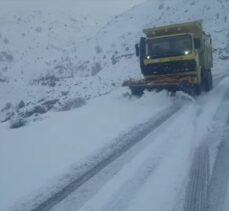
[183,142,210,211]
[57,102,192,211]
[98,134,174,211]
[183,86,229,211]
[207,119,229,211]
[213,73,229,87]
[31,105,181,211]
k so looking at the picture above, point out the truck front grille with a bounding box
[142,60,196,76]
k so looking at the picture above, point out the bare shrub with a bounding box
[91,62,102,76]
[158,4,164,10]
[10,117,27,129]
[1,102,12,112]
[35,26,42,33]
[95,45,103,54]
[58,98,86,111]
[0,51,14,62]
[32,74,60,87]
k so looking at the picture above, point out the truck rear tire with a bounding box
[206,70,213,91]
[202,69,212,92]
[209,70,213,90]
[194,85,201,96]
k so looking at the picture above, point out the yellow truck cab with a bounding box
[127,21,213,95]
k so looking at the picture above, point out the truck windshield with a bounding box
[146,35,192,59]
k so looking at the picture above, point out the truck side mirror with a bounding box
[135,44,139,57]
[194,38,201,49]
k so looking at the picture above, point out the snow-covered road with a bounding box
[28,76,229,211]
[2,75,229,211]
[31,103,181,211]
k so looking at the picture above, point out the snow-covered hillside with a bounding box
[1,0,229,127]
[1,0,229,210]
[0,0,146,124]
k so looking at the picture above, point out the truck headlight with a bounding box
[184,51,190,55]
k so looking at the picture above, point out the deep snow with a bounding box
[1,0,229,210]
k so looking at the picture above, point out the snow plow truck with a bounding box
[123,21,213,95]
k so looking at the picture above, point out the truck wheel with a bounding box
[194,85,201,96]
[209,70,213,90]
[202,69,211,92]
[206,70,213,92]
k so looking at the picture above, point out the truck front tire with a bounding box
[202,69,213,92]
